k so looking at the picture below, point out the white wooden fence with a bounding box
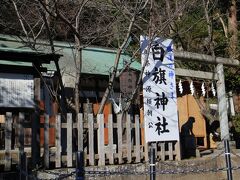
[0,112,180,171]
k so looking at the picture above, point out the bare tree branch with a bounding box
[97,0,145,114]
[39,1,68,114]
[215,13,228,38]
[11,0,33,47]
[203,0,215,57]
[37,0,81,40]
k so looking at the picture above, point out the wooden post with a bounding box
[32,77,40,167]
[55,114,61,168]
[117,114,123,164]
[44,114,49,169]
[216,63,229,140]
[175,141,181,160]
[19,113,25,156]
[108,114,114,164]
[144,142,149,162]
[44,84,51,115]
[126,115,132,163]
[34,77,41,104]
[4,112,12,171]
[160,142,165,161]
[140,108,145,147]
[67,113,73,167]
[20,152,28,180]
[31,111,40,168]
[152,142,157,160]
[97,114,105,166]
[141,108,149,162]
[88,114,94,166]
[168,142,173,160]
[78,113,83,151]
[135,115,141,163]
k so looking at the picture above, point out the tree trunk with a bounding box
[228,0,238,58]
[203,0,215,57]
[74,37,82,115]
[97,12,137,114]
[40,0,68,114]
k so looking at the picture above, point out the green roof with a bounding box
[60,46,141,75]
[0,34,141,75]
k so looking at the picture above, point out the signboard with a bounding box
[0,73,34,108]
[141,36,179,142]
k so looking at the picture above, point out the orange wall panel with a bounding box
[93,103,112,144]
[187,95,206,137]
[177,95,189,129]
[177,95,206,138]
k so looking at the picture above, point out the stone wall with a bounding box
[37,151,240,180]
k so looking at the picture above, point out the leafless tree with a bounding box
[97,0,150,114]
[2,0,225,118]
[3,0,137,117]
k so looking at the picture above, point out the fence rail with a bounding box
[0,112,180,171]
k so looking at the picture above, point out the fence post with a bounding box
[97,114,105,166]
[67,113,73,167]
[44,114,50,169]
[135,115,141,163]
[169,142,173,160]
[88,114,94,166]
[117,114,123,164]
[19,113,25,156]
[32,77,41,168]
[55,114,61,168]
[126,114,132,163]
[32,109,40,168]
[160,142,165,161]
[77,113,83,151]
[149,145,156,180]
[108,114,114,164]
[4,112,12,171]
[224,139,233,180]
[20,152,28,180]
[76,151,85,180]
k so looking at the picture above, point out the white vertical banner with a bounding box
[141,36,179,142]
